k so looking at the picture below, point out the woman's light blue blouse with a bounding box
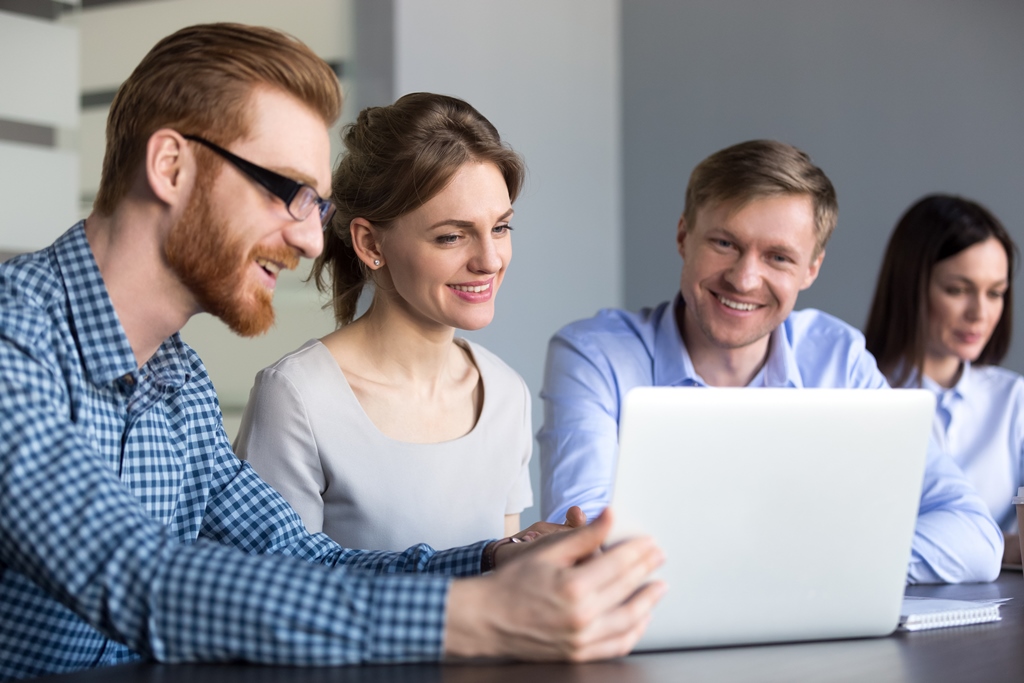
[920,362,1024,532]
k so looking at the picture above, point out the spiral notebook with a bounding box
[899,597,1007,631]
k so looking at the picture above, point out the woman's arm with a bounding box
[234,366,326,534]
[908,443,1003,583]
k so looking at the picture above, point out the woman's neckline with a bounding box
[311,337,488,446]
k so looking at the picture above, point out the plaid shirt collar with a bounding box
[53,222,191,391]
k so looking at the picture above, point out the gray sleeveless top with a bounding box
[235,339,533,551]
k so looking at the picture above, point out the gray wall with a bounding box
[622,0,1024,372]
[357,0,623,526]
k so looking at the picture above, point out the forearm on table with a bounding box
[909,508,1002,583]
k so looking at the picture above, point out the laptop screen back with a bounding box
[610,387,934,650]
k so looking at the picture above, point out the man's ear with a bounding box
[676,214,688,259]
[145,129,192,208]
[800,248,826,290]
[350,218,385,269]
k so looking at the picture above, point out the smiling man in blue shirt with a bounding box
[539,139,1003,585]
[0,23,665,681]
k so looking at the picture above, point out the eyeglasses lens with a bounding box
[288,187,335,227]
[319,203,337,227]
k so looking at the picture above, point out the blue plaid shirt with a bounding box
[0,224,487,680]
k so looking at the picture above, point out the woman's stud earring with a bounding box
[373,259,381,267]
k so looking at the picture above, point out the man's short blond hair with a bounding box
[682,140,838,255]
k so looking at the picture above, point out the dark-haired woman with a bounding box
[866,194,1022,565]
[235,93,537,552]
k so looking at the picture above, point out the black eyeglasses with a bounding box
[183,134,335,229]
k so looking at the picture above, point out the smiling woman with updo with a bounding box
[234,93,537,551]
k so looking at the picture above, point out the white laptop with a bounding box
[609,387,935,651]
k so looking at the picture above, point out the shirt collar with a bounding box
[654,293,802,388]
[761,322,803,388]
[920,361,972,402]
[652,294,697,386]
[53,222,190,390]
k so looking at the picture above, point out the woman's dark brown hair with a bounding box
[865,194,1017,387]
[312,92,525,325]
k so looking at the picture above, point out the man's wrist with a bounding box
[445,576,498,658]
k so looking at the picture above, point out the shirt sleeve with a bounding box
[907,441,1003,584]
[848,341,890,389]
[538,328,621,523]
[504,374,535,515]
[0,333,484,666]
[835,333,1001,582]
[234,366,327,534]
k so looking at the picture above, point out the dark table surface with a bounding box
[35,571,1024,683]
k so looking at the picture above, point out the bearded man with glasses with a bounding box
[0,23,664,680]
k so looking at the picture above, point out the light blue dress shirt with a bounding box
[539,296,1003,584]
[917,363,1024,533]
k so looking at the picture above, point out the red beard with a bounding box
[164,180,298,337]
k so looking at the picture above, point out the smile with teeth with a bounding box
[450,282,491,293]
[255,257,283,275]
[717,294,759,311]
